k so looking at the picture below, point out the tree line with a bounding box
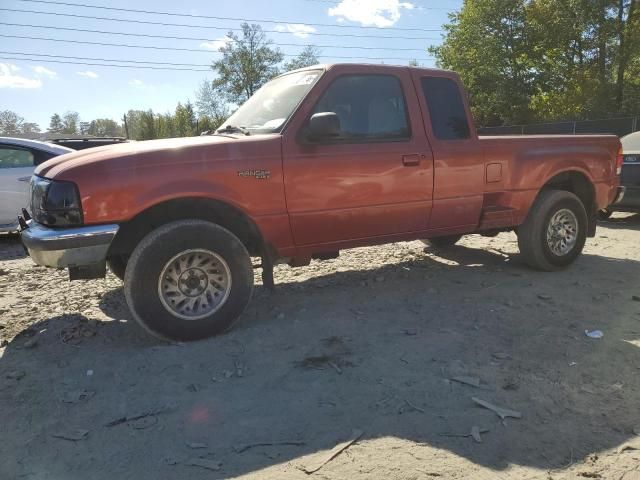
[432,0,639,126]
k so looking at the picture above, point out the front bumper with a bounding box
[21,221,119,268]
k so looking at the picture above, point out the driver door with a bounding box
[282,66,434,247]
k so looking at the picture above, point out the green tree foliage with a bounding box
[283,45,321,71]
[61,111,80,134]
[138,110,157,140]
[87,119,123,137]
[196,115,221,134]
[430,0,535,126]
[155,113,175,139]
[212,23,285,104]
[174,101,197,137]
[48,113,64,133]
[431,0,640,126]
[20,122,41,136]
[195,79,230,129]
[0,110,24,136]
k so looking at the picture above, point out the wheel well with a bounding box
[108,197,264,258]
[542,171,595,214]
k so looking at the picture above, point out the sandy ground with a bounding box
[1,214,640,480]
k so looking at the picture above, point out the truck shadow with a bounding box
[598,212,640,230]
[0,233,27,260]
[1,246,639,479]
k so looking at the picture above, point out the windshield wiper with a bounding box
[215,125,250,136]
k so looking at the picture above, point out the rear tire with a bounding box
[517,190,587,271]
[422,235,463,248]
[124,220,253,341]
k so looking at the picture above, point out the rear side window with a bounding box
[312,74,410,142]
[421,77,470,140]
[0,147,34,168]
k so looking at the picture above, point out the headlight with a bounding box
[30,176,83,227]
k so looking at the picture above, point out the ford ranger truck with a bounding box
[20,64,624,341]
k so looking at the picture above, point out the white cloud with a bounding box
[0,63,42,89]
[274,23,317,38]
[77,70,99,79]
[328,0,414,27]
[200,36,231,51]
[129,79,144,87]
[32,65,57,78]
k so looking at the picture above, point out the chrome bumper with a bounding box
[21,221,119,268]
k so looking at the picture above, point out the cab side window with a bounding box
[312,74,410,142]
[0,147,34,169]
[421,76,470,140]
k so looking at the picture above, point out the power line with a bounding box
[0,33,433,54]
[0,56,211,71]
[1,48,434,63]
[16,0,449,31]
[0,8,442,39]
[0,22,441,44]
[0,50,212,67]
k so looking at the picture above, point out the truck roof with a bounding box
[285,63,456,77]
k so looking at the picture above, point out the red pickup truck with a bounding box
[21,64,624,341]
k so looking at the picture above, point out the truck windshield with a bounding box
[218,69,323,134]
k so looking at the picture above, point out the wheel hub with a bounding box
[158,249,232,320]
[546,208,578,256]
[178,269,207,296]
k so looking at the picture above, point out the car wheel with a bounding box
[422,235,463,248]
[124,220,253,341]
[517,190,587,271]
[107,255,127,281]
[597,208,613,220]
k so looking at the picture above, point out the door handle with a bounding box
[18,176,31,182]
[402,154,421,166]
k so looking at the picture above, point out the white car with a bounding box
[0,137,74,233]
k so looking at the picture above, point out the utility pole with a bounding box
[123,113,129,139]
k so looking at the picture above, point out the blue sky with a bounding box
[0,0,461,130]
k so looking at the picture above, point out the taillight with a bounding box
[616,146,624,175]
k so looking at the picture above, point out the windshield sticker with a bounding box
[295,74,319,85]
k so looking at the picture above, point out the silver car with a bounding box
[0,137,74,233]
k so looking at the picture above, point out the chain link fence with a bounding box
[478,115,639,137]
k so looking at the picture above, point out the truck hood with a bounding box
[36,134,274,178]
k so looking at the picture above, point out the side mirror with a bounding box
[308,112,341,139]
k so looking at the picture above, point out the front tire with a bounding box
[124,220,253,341]
[517,190,587,271]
